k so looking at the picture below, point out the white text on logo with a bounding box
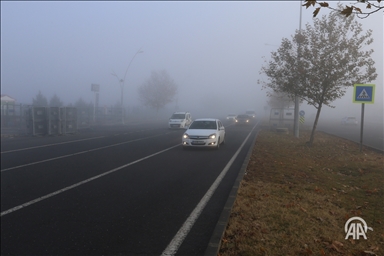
[345,217,373,240]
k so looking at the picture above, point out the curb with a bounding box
[204,129,260,256]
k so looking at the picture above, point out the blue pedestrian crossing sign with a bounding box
[353,84,375,104]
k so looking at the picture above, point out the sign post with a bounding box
[299,110,305,124]
[353,84,375,152]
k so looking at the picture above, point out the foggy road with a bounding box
[1,2,383,256]
[316,119,383,151]
[1,119,259,255]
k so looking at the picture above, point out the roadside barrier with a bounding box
[27,106,78,136]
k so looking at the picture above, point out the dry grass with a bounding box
[219,129,383,256]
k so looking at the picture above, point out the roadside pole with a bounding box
[359,103,365,152]
[91,84,100,124]
[352,84,375,152]
[294,0,303,138]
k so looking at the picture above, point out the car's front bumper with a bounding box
[169,123,186,128]
[182,138,218,147]
[236,121,250,124]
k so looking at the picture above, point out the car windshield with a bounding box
[189,120,217,129]
[171,114,185,119]
[246,111,255,114]
[237,115,249,118]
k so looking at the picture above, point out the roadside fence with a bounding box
[1,103,153,136]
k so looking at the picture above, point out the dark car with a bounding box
[235,114,250,125]
[245,110,256,118]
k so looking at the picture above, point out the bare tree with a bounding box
[259,11,377,146]
[303,0,383,18]
[138,70,178,113]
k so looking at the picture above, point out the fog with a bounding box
[1,1,383,123]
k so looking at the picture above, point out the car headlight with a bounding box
[209,134,216,139]
[183,133,189,139]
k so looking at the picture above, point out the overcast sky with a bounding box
[1,1,383,120]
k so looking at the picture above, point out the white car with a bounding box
[182,118,225,149]
[226,114,237,121]
[168,112,192,129]
[341,116,358,125]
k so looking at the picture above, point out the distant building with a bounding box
[1,94,16,104]
[1,94,16,116]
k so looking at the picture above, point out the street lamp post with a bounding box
[112,48,143,124]
[294,0,303,138]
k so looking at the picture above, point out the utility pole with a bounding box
[294,0,303,138]
[91,84,100,124]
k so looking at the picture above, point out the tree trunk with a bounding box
[308,102,323,146]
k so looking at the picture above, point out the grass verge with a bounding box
[219,129,383,256]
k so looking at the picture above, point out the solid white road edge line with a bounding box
[161,122,258,256]
[0,144,180,217]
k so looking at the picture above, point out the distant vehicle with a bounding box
[169,112,192,129]
[341,116,358,125]
[226,114,236,121]
[245,110,256,118]
[235,114,250,125]
[182,118,225,149]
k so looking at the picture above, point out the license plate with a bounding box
[192,141,205,145]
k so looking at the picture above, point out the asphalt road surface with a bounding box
[316,119,383,151]
[1,118,260,255]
